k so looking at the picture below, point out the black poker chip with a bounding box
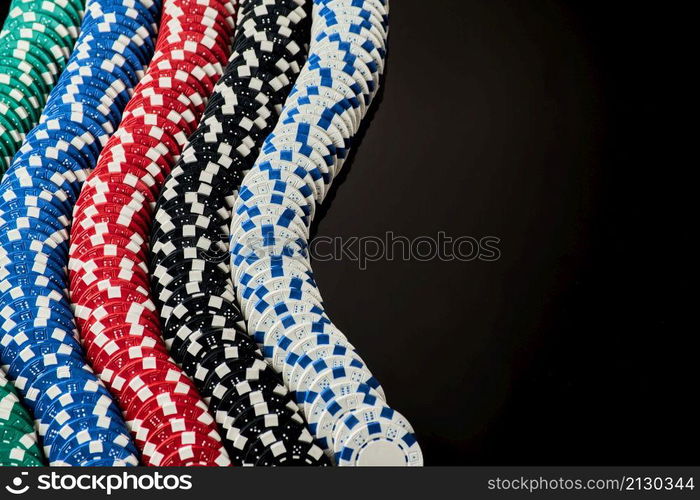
[198,352,266,391]
[219,386,296,428]
[165,309,246,353]
[254,438,330,467]
[199,358,274,398]
[177,326,258,366]
[225,407,306,464]
[155,191,234,223]
[243,425,315,466]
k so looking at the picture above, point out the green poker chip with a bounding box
[0,425,42,459]
[1,29,69,69]
[0,64,47,104]
[1,76,43,123]
[0,46,57,92]
[0,93,33,132]
[0,446,44,466]
[7,3,80,39]
[3,36,63,76]
[0,39,61,78]
[3,11,76,49]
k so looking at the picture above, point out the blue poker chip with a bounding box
[0,276,66,305]
[17,365,95,408]
[0,186,73,215]
[77,21,154,66]
[40,101,117,136]
[0,247,67,281]
[0,227,70,262]
[28,122,102,168]
[10,145,90,182]
[32,376,113,419]
[84,2,159,37]
[75,31,149,73]
[70,46,143,87]
[43,411,133,454]
[5,161,83,200]
[5,304,75,339]
[51,421,138,462]
[0,193,72,225]
[38,111,114,151]
[40,394,124,432]
[53,438,138,466]
[10,349,87,382]
[57,64,133,110]
[82,10,157,51]
[0,206,69,235]
[1,320,79,362]
[54,89,124,130]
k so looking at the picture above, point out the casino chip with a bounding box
[0,0,84,173]
[67,0,238,466]
[223,0,422,465]
[147,0,333,466]
[0,0,156,466]
[0,369,44,465]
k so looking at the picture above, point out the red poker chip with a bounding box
[130,397,216,440]
[69,244,148,274]
[135,80,206,115]
[69,224,148,259]
[153,33,227,69]
[106,355,178,397]
[150,49,220,83]
[82,323,163,351]
[160,13,232,40]
[68,243,149,278]
[139,68,211,104]
[89,337,167,372]
[122,95,198,134]
[74,278,152,311]
[132,84,205,116]
[145,56,219,95]
[141,417,222,458]
[97,150,168,189]
[103,129,178,167]
[118,114,189,153]
[74,190,149,221]
[81,173,160,206]
[125,379,201,417]
[119,366,197,412]
[157,23,231,56]
[86,332,165,363]
[81,314,162,348]
[147,432,227,464]
[162,4,235,32]
[165,0,236,30]
[149,42,223,78]
[73,210,150,241]
[115,119,187,157]
[96,345,170,379]
[159,444,230,467]
[71,266,150,304]
[80,299,160,339]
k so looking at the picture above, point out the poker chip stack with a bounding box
[0,0,84,173]
[0,0,161,466]
[149,0,331,466]
[68,0,238,467]
[0,370,43,466]
[226,0,422,466]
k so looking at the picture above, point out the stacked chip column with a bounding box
[226,0,423,466]
[68,0,238,467]
[149,0,332,466]
[0,0,163,465]
[0,0,84,173]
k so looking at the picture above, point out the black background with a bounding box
[1,1,695,466]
